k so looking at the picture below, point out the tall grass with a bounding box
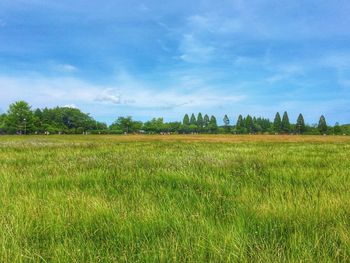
[0,135,349,262]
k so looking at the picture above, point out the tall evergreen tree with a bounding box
[223,114,230,133]
[236,115,244,133]
[210,116,217,126]
[183,114,190,126]
[281,111,290,133]
[245,115,254,133]
[318,115,328,134]
[223,115,230,126]
[203,114,210,127]
[197,113,204,128]
[190,113,197,125]
[273,112,282,133]
[209,115,218,133]
[296,113,306,134]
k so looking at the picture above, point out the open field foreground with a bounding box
[0,135,349,262]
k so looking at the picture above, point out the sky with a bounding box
[0,0,350,125]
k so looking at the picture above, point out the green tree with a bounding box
[209,115,218,133]
[5,101,35,134]
[203,114,210,127]
[281,111,290,133]
[245,115,254,133]
[296,113,306,134]
[318,115,328,134]
[183,114,190,126]
[197,113,204,129]
[143,118,164,133]
[236,115,244,133]
[0,113,6,134]
[333,122,342,135]
[273,112,281,134]
[223,114,230,133]
[110,116,142,133]
[223,115,230,126]
[190,113,197,125]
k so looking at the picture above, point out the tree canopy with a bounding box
[0,101,346,135]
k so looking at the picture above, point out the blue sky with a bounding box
[0,0,350,124]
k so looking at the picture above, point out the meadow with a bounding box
[0,135,349,262]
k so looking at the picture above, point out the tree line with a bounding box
[0,101,349,135]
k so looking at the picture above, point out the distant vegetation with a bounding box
[0,100,349,135]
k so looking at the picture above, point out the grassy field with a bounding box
[0,135,349,262]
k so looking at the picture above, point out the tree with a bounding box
[35,106,103,134]
[245,115,254,133]
[0,114,6,134]
[334,122,342,135]
[318,115,328,134]
[209,115,218,133]
[273,112,282,134]
[165,122,181,133]
[296,113,306,134]
[197,113,204,129]
[5,101,35,134]
[281,111,290,133]
[223,115,230,126]
[143,118,164,133]
[203,114,210,127]
[190,113,197,125]
[236,115,244,133]
[110,116,142,133]
[255,117,271,133]
[223,114,230,133]
[183,114,190,126]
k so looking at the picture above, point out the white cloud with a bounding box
[56,64,78,73]
[187,14,242,34]
[95,89,121,104]
[0,71,246,115]
[63,104,78,108]
[179,34,215,63]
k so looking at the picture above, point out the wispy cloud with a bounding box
[0,71,246,111]
[179,34,215,63]
[56,64,78,73]
[187,14,242,34]
[95,89,122,104]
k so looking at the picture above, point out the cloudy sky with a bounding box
[0,0,350,124]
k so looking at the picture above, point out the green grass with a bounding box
[0,135,349,262]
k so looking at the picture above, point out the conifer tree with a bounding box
[223,115,230,126]
[273,112,282,133]
[210,115,217,126]
[223,114,230,133]
[245,115,254,133]
[209,115,218,133]
[203,114,210,127]
[197,113,204,128]
[318,115,328,134]
[190,113,197,125]
[296,113,306,134]
[281,111,290,133]
[183,114,190,126]
[236,115,243,133]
